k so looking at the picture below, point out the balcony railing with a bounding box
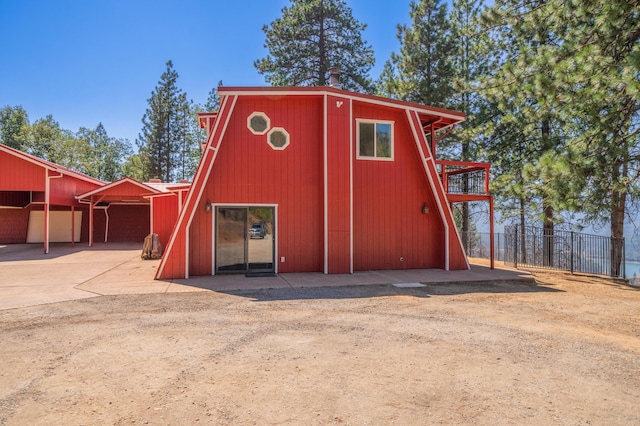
[435,160,490,200]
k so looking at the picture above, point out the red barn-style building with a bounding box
[0,143,185,251]
[156,85,493,280]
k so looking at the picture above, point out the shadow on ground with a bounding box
[210,279,561,302]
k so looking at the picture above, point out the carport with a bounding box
[75,177,163,246]
[0,143,103,253]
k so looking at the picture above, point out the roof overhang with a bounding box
[75,177,163,204]
[216,86,465,130]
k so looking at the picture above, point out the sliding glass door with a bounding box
[215,206,274,274]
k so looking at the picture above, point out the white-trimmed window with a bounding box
[247,112,270,135]
[357,120,393,160]
[268,127,290,150]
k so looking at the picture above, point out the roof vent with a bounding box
[149,178,162,183]
[328,66,341,89]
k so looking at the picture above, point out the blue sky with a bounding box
[0,0,411,143]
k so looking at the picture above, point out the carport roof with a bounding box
[75,177,163,204]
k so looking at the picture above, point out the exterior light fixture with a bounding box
[422,203,429,215]
[205,201,212,213]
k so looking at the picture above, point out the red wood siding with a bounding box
[151,195,179,250]
[326,95,351,273]
[188,95,324,275]
[0,208,30,243]
[156,95,238,279]
[406,110,468,270]
[0,151,46,191]
[104,205,149,242]
[0,191,30,207]
[49,175,101,206]
[352,103,445,271]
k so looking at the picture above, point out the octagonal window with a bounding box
[268,127,290,150]
[247,112,270,135]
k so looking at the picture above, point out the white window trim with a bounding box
[356,119,394,161]
[247,111,270,135]
[267,127,290,151]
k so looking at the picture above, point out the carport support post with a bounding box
[71,205,75,247]
[489,196,494,270]
[43,202,49,254]
[89,196,94,247]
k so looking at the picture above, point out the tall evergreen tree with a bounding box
[447,0,494,252]
[137,60,190,182]
[255,0,375,92]
[0,105,30,150]
[480,0,639,273]
[204,80,223,112]
[389,0,457,108]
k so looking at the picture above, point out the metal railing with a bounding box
[446,169,487,195]
[460,232,507,262]
[503,225,625,278]
[436,160,490,197]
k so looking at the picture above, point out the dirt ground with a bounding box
[1,269,639,425]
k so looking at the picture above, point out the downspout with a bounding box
[104,205,110,243]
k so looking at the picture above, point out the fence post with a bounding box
[623,237,626,279]
[570,231,574,274]
[514,225,518,269]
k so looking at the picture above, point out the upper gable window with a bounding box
[268,127,290,150]
[248,112,270,135]
[357,120,393,160]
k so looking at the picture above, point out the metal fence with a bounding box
[446,169,487,195]
[459,231,507,262]
[460,227,626,279]
[503,225,625,278]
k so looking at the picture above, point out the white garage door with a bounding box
[26,210,82,243]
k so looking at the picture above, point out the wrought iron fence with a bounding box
[460,232,507,262]
[503,225,625,278]
[446,169,487,195]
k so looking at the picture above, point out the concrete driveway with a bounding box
[0,243,162,310]
[0,243,534,310]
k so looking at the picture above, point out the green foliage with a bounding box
[0,106,30,150]
[479,0,639,240]
[205,80,223,112]
[387,0,457,108]
[76,123,132,181]
[137,60,195,182]
[254,0,375,92]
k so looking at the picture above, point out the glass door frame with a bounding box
[212,204,278,275]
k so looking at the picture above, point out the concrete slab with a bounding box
[0,242,535,310]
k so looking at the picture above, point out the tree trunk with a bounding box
[541,119,554,267]
[610,147,628,277]
[318,0,326,86]
[519,196,527,264]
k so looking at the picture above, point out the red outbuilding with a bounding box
[0,143,186,252]
[0,143,103,253]
[156,85,493,280]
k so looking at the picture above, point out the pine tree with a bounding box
[137,60,190,182]
[390,0,457,108]
[254,0,375,92]
[205,80,223,112]
[480,0,639,273]
[447,0,494,252]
